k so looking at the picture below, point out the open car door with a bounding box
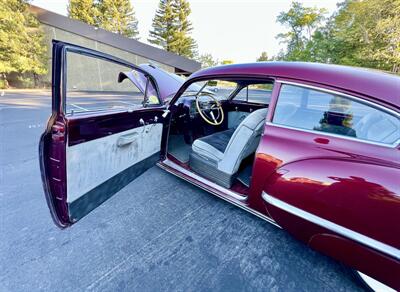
[39,41,168,228]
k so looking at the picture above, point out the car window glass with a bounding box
[178,80,237,104]
[234,84,273,104]
[65,52,159,115]
[273,84,400,145]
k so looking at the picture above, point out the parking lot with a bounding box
[0,91,363,291]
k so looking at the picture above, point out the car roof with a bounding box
[189,62,400,109]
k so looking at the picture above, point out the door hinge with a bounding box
[51,123,65,142]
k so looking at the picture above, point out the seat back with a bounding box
[218,108,268,174]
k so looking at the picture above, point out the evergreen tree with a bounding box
[149,0,176,50]
[170,0,197,58]
[0,0,47,88]
[149,0,197,58]
[68,0,139,39]
[97,0,139,39]
[68,0,99,26]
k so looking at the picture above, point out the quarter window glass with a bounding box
[273,84,400,145]
[235,84,273,104]
[65,52,159,115]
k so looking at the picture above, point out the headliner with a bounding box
[190,62,400,109]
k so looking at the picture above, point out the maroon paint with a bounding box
[310,234,400,290]
[40,116,69,227]
[246,78,399,288]
[67,106,166,146]
[190,62,400,109]
[42,55,400,289]
[167,65,400,288]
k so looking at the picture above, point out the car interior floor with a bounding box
[167,134,192,164]
[167,124,255,195]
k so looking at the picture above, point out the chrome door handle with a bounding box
[117,132,138,147]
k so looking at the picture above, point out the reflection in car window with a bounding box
[65,52,159,114]
[234,84,273,104]
[273,84,400,145]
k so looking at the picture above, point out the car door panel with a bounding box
[40,41,166,227]
[66,123,163,221]
[251,82,400,290]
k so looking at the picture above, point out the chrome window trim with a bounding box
[272,80,400,148]
[265,122,400,148]
[262,192,400,260]
[276,80,400,117]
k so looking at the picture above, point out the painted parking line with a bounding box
[70,103,89,111]
[0,105,19,110]
[116,101,137,105]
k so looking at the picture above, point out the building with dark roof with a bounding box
[29,5,200,83]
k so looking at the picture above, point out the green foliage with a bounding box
[97,0,139,39]
[68,0,139,39]
[197,53,218,68]
[256,52,269,62]
[221,60,234,65]
[149,0,197,59]
[0,0,48,88]
[68,0,99,26]
[276,0,400,73]
[276,1,327,61]
[0,79,6,89]
[326,0,400,72]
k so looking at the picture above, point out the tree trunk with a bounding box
[1,73,9,89]
[33,72,38,88]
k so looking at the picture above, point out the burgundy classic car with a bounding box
[40,41,400,291]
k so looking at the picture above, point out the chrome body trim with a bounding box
[262,192,400,260]
[357,271,396,292]
[271,80,400,148]
[158,159,281,228]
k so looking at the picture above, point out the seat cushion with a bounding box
[198,128,235,152]
[192,129,235,162]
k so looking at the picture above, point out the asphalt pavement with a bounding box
[0,90,363,291]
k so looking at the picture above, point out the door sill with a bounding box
[161,158,247,201]
[157,158,280,228]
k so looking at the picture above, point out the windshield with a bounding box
[180,80,238,101]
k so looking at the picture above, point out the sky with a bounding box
[31,0,340,63]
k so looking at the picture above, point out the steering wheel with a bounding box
[195,93,224,126]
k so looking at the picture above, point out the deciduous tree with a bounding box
[221,60,234,65]
[0,0,47,88]
[275,0,400,73]
[326,0,400,71]
[275,1,327,61]
[197,53,218,68]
